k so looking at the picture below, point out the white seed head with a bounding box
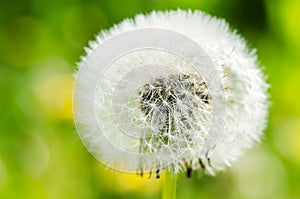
[73,10,269,177]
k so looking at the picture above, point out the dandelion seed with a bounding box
[73,10,269,178]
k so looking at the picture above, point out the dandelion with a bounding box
[73,9,269,198]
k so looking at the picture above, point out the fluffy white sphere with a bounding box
[73,10,269,177]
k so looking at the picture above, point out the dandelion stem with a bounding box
[162,170,177,199]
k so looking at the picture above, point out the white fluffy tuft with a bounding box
[74,10,269,177]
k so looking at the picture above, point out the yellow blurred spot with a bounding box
[34,73,74,120]
[285,120,300,163]
[277,68,300,114]
[116,172,162,193]
[96,164,162,194]
[273,118,300,164]
[279,0,300,45]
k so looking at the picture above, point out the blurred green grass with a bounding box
[0,0,300,199]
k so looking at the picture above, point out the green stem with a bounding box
[162,170,177,199]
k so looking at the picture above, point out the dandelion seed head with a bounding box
[73,10,269,177]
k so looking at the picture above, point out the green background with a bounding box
[0,0,300,198]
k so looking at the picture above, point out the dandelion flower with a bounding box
[73,10,269,178]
